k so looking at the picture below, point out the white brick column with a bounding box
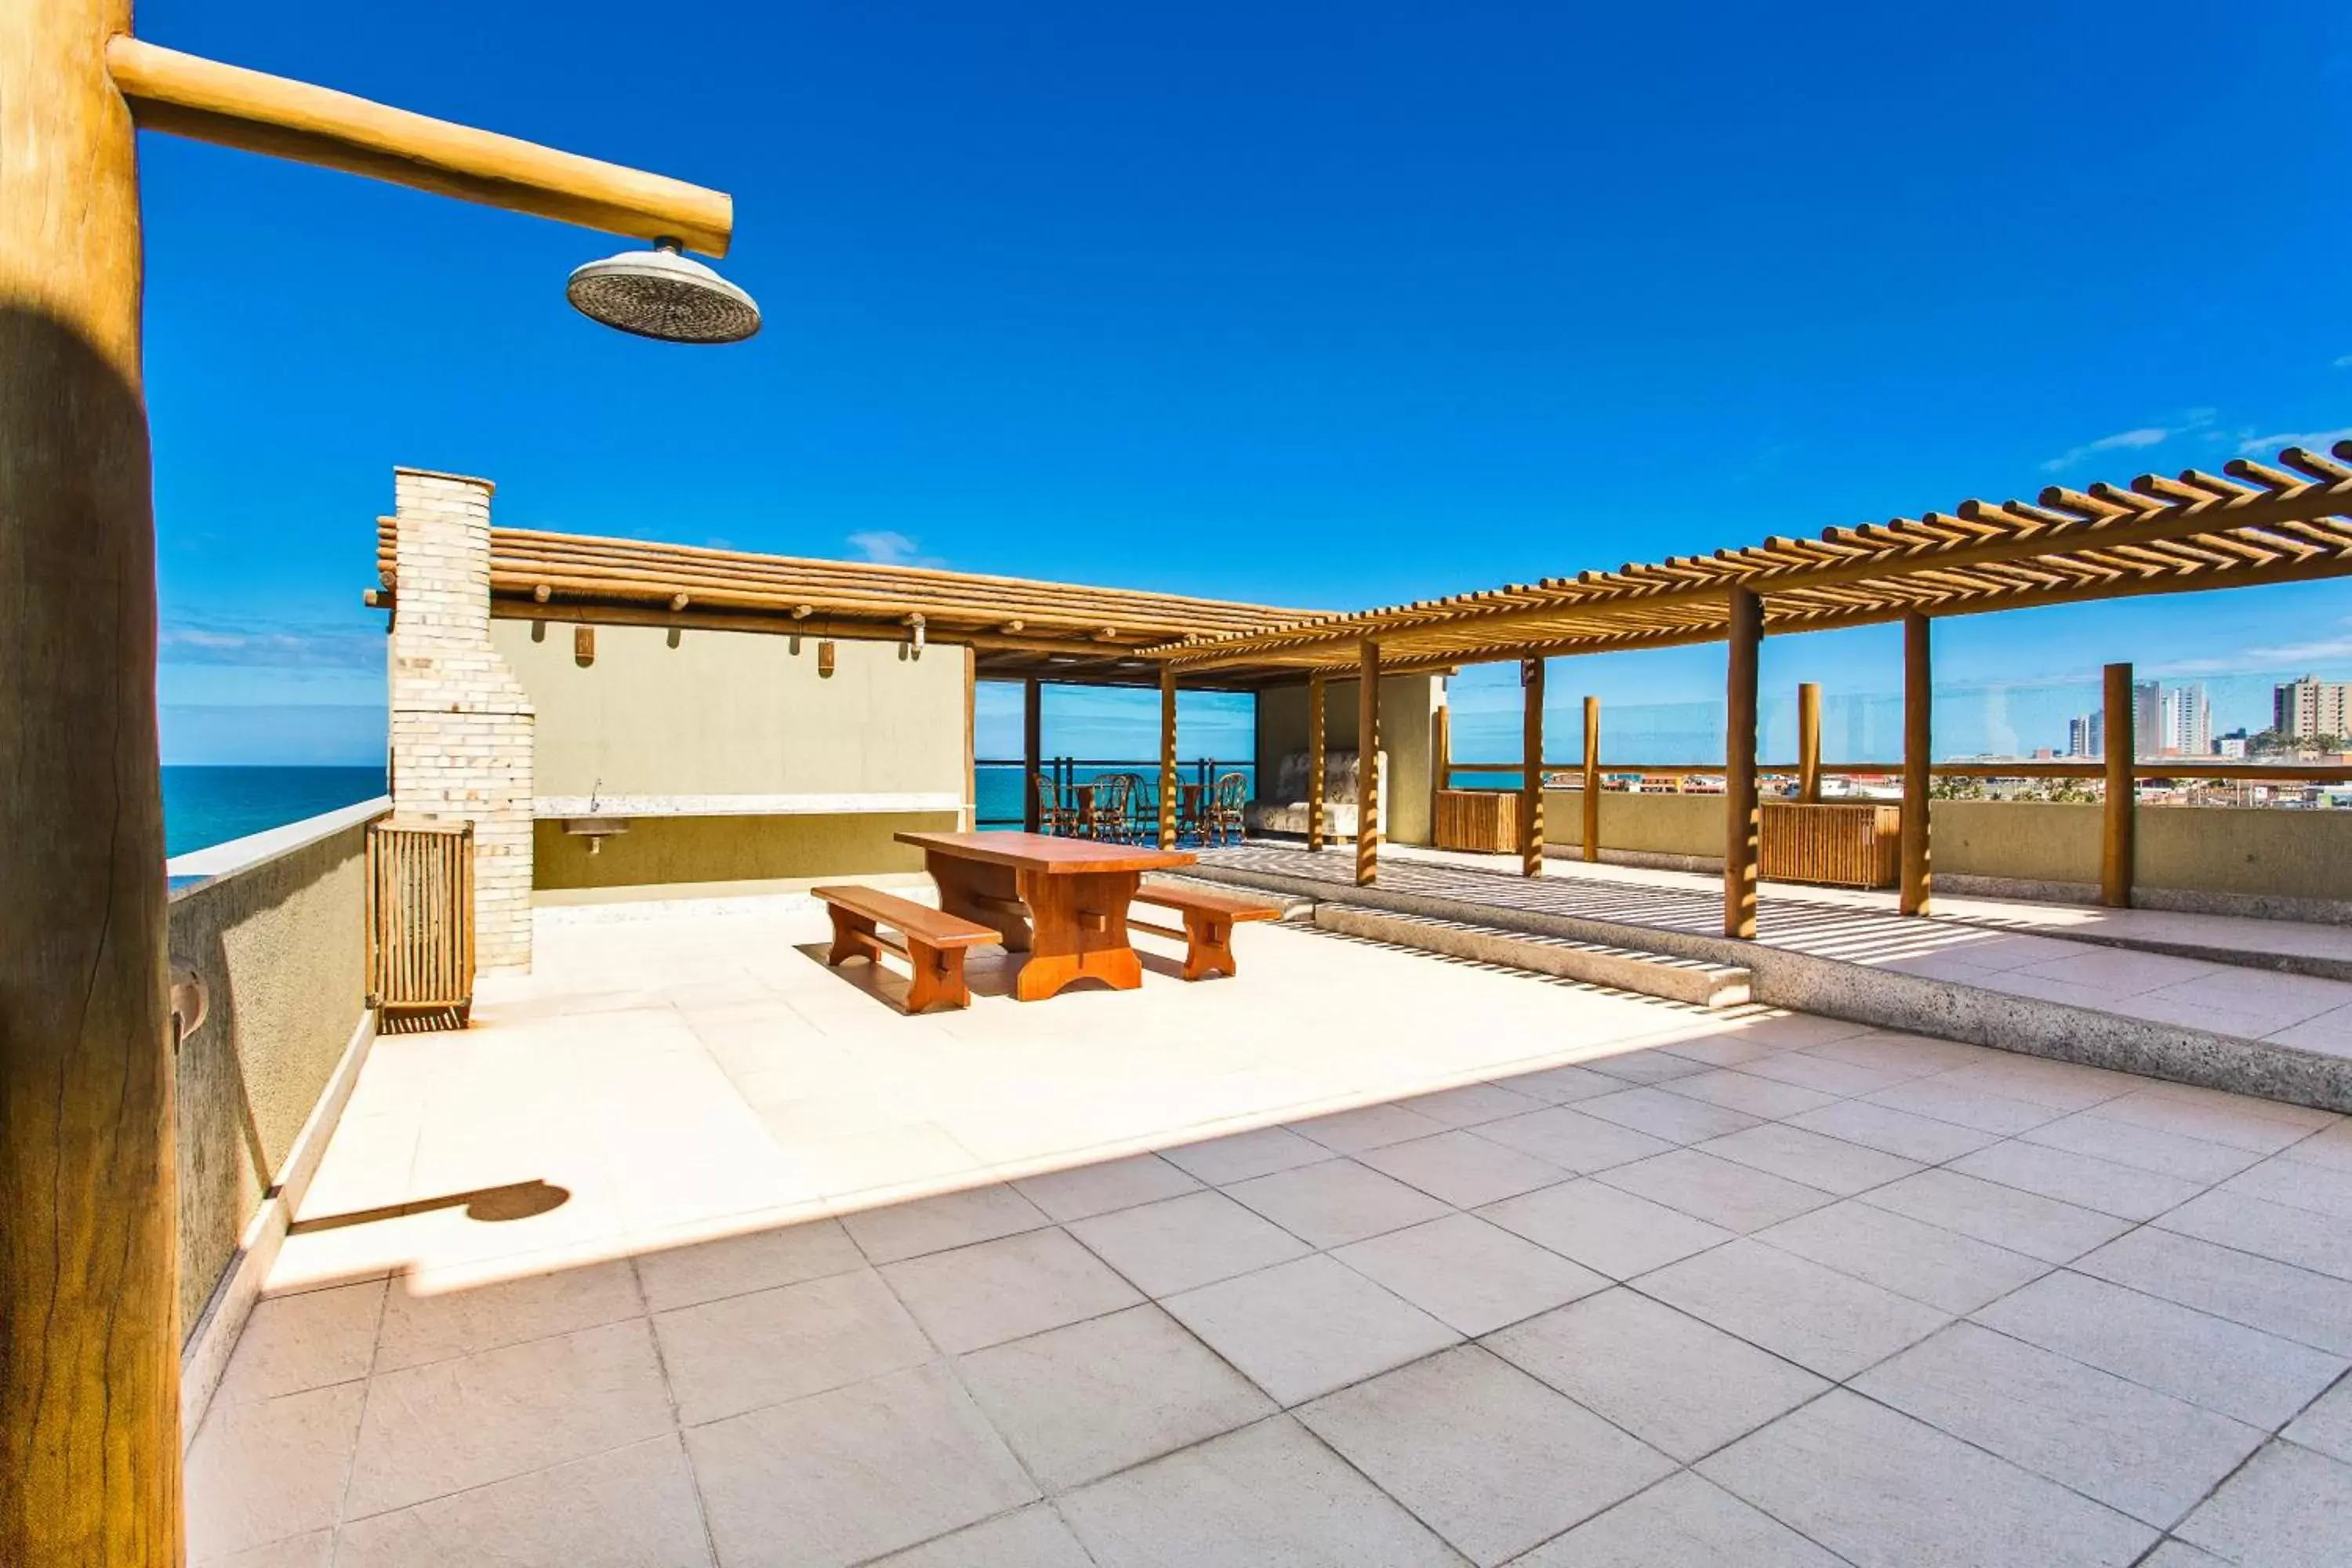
[387,467,536,972]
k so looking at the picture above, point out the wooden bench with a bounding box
[1128,880,1283,982]
[813,885,998,1012]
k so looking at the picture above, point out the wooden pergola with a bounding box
[1147,441,2352,933]
[370,520,1315,684]
[368,520,1321,842]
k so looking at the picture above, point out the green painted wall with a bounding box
[492,619,964,798]
[2140,804,2352,901]
[1542,789,1722,858]
[532,811,960,900]
[1929,800,2103,886]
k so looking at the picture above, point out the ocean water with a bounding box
[162,765,387,858]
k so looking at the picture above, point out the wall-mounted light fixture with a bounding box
[818,640,837,677]
[575,626,596,666]
[903,613,926,661]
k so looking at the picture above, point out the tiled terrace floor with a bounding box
[191,895,2352,1566]
[1196,843,2352,1060]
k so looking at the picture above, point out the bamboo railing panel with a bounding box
[366,818,475,1021]
[1436,789,1518,854]
[1760,802,1902,889]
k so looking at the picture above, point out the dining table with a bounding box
[895,829,1196,1001]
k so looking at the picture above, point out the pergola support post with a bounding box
[1307,672,1327,851]
[1429,684,1450,817]
[1797,681,1822,804]
[1724,587,1762,938]
[1356,640,1381,886]
[2103,662,2135,907]
[1900,616,1932,915]
[1582,695,1601,862]
[2,1,184,1560]
[1021,676,1043,832]
[1520,656,1545,876]
[961,644,978,830]
[1159,666,1178,849]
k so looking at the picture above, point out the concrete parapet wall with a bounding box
[168,804,380,1434]
[1534,788,2352,918]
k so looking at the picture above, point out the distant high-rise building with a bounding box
[2276,675,2352,739]
[2160,682,2210,757]
[2067,713,2100,757]
[2216,729,2249,760]
[2133,680,2161,759]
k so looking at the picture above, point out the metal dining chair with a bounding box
[1033,771,1078,835]
[1205,771,1249,846]
[1084,774,1135,841]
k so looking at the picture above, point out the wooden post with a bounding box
[1307,673,1327,852]
[1900,616,1932,915]
[1356,641,1381,886]
[961,643,978,830]
[1159,666,1178,849]
[1021,676,1042,832]
[2103,661,2135,907]
[2,2,184,1561]
[1581,695,1601,864]
[1520,657,1546,876]
[104,36,735,255]
[1429,687,1451,815]
[1724,587,1762,938]
[1797,681,1822,804]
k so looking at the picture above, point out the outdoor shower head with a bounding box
[566,240,761,344]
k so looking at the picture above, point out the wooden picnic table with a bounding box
[895,830,1196,1002]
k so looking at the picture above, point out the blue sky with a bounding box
[143,1,2352,764]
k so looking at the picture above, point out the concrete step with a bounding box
[1313,902,1751,1009]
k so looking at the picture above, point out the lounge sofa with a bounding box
[1243,749,1387,838]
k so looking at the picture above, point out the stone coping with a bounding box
[165,796,391,899]
[1191,858,2352,1112]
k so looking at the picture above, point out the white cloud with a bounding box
[2038,426,2173,474]
[846,529,919,564]
[2236,426,2352,456]
[159,619,381,669]
[2246,636,2352,665]
[844,529,942,568]
[2039,408,2223,473]
[2333,354,2352,368]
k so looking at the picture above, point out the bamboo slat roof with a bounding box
[371,521,1316,683]
[1148,441,2352,675]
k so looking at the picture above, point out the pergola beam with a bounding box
[1152,456,2352,674]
